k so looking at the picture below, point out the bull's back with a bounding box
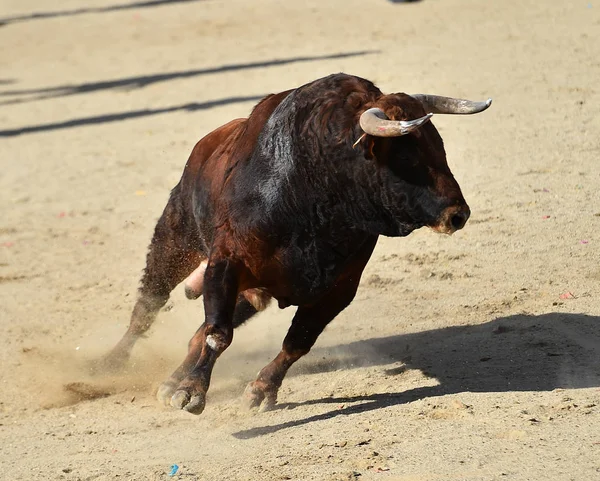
[181,118,246,192]
[171,90,294,253]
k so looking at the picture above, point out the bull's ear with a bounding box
[353,133,376,160]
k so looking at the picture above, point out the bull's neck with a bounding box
[260,152,408,238]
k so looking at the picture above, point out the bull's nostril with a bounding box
[450,213,467,230]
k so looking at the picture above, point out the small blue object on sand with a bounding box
[168,464,179,477]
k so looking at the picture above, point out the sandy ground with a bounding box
[1,0,600,479]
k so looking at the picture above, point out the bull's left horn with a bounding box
[410,95,492,115]
[359,108,433,137]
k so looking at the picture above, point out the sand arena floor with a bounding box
[1,0,599,479]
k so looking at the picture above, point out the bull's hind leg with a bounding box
[99,202,203,371]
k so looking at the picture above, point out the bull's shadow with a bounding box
[233,312,600,439]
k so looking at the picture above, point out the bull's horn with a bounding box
[359,108,433,137]
[410,95,492,115]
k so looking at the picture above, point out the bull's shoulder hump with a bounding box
[250,89,295,120]
[192,118,246,156]
[183,118,247,178]
[227,89,296,164]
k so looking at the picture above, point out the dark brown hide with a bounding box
[102,73,481,414]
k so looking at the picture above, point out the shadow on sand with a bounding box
[0,50,377,137]
[233,312,600,438]
[0,0,204,27]
[0,95,265,137]
[0,0,424,27]
[0,51,377,106]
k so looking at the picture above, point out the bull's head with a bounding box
[357,93,491,236]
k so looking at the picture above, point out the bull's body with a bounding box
[104,73,490,414]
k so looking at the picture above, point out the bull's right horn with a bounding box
[359,108,433,137]
[410,95,492,115]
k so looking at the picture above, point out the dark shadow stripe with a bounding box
[0,95,264,137]
[0,0,205,26]
[0,51,378,106]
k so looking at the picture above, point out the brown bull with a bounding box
[102,73,491,414]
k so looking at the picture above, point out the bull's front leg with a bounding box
[242,284,359,412]
[243,236,378,411]
[164,257,240,415]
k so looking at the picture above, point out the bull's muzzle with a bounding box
[431,204,471,235]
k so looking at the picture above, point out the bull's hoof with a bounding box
[170,389,206,415]
[170,389,191,409]
[156,381,177,406]
[242,381,277,412]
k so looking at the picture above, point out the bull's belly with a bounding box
[184,228,373,309]
[257,261,353,308]
[184,257,357,310]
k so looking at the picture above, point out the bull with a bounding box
[102,73,491,414]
